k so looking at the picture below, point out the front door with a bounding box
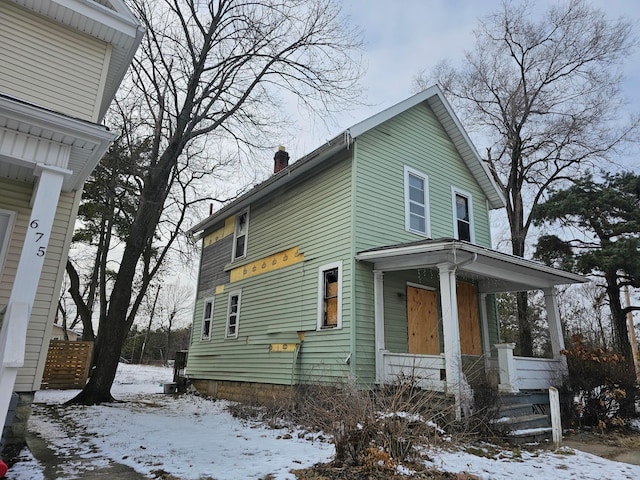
[456,281,482,355]
[407,286,439,354]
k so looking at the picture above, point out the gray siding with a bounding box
[198,236,232,297]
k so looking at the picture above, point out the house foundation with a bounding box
[191,379,296,406]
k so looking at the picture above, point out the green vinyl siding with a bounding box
[187,156,354,385]
[351,102,494,384]
[353,102,492,253]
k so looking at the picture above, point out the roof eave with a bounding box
[187,133,348,236]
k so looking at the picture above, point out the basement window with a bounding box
[201,298,214,340]
[317,261,342,330]
[226,290,242,339]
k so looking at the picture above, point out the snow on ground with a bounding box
[6,363,640,479]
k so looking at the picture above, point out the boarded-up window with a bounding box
[457,281,482,355]
[407,286,439,354]
[201,298,214,340]
[317,261,342,329]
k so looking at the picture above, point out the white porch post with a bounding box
[0,164,67,430]
[373,270,385,384]
[438,263,464,420]
[495,343,519,393]
[543,287,568,375]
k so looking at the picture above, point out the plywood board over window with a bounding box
[407,286,439,355]
[456,281,482,355]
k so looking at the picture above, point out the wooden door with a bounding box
[407,286,439,354]
[456,281,482,355]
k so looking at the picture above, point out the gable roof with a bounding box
[189,85,506,236]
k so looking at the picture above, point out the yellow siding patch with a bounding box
[203,216,236,247]
[230,247,303,282]
[269,343,299,352]
[215,285,225,294]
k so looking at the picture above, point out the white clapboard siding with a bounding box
[0,178,80,391]
[0,1,109,122]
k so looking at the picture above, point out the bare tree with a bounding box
[67,0,362,404]
[416,0,638,355]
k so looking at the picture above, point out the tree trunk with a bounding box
[509,205,534,357]
[67,154,174,404]
[605,270,631,359]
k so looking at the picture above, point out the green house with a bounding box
[186,85,584,417]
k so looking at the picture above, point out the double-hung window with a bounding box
[201,298,214,340]
[226,290,242,338]
[317,261,342,330]
[232,210,249,260]
[404,166,430,237]
[0,209,15,274]
[452,188,474,242]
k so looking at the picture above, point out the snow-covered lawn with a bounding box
[7,363,640,479]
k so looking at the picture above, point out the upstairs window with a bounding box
[453,189,474,242]
[201,298,214,340]
[232,210,249,260]
[317,261,342,330]
[226,290,242,339]
[404,166,430,237]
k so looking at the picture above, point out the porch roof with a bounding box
[355,239,587,293]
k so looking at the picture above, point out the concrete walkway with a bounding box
[564,432,640,466]
[24,429,152,479]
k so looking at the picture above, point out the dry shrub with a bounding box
[561,334,637,429]
[297,374,454,468]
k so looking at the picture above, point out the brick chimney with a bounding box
[273,145,289,174]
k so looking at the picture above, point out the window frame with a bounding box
[316,260,343,330]
[404,166,431,237]
[231,209,250,261]
[225,289,242,339]
[0,209,16,273]
[451,187,475,243]
[201,297,214,341]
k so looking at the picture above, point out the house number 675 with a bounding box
[30,219,46,257]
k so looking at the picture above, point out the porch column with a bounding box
[543,287,568,374]
[0,164,67,430]
[438,263,464,419]
[373,270,385,384]
[495,343,519,393]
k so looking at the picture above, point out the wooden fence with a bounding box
[41,340,93,389]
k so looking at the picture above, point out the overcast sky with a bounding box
[285,0,640,167]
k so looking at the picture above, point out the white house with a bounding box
[0,0,143,447]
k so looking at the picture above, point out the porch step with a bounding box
[492,413,550,431]
[493,391,552,445]
[507,427,553,445]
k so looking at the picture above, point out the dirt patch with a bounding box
[292,462,478,480]
[563,429,640,465]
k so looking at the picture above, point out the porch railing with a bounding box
[381,351,446,392]
[495,343,566,393]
